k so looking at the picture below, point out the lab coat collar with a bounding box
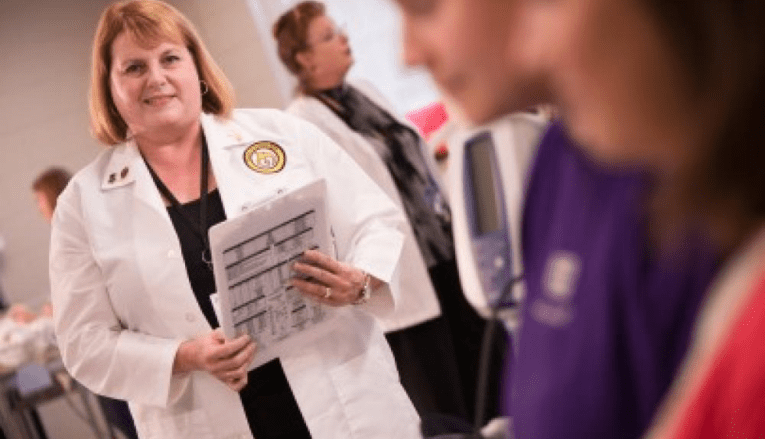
[201,111,291,150]
[200,112,256,150]
[100,113,262,191]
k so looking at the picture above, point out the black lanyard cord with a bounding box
[143,135,212,268]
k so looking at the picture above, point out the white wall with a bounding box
[0,0,281,437]
[246,0,440,116]
[321,0,440,115]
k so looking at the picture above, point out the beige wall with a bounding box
[0,0,281,437]
[173,0,286,110]
[0,0,283,305]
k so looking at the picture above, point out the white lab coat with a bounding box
[287,79,442,332]
[50,109,420,439]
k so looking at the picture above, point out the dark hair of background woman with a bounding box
[272,1,326,94]
[32,167,72,213]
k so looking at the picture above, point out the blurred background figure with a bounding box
[32,166,139,439]
[0,169,73,439]
[7,303,38,324]
[273,1,508,427]
[32,167,72,223]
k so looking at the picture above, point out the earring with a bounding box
[200,80,209,95]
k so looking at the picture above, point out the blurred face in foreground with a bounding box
[510,0,706,170]
[395,0,546,125]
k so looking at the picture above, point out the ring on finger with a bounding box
[324,287,332,299]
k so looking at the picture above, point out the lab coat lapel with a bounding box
[100,139,213,336]
[101,139,173,228]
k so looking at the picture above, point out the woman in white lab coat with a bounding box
[273,1,508,423]
[49,1,419,438]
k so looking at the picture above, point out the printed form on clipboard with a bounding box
[209,179,335,369]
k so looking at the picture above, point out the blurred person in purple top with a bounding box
[510,0,765,436]
[512,122,718,438]
[391,0,720,438]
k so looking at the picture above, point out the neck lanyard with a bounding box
[144,135,213,270]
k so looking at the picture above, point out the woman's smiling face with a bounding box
[109,32,203,140]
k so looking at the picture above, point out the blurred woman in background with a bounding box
[273,1,508,425]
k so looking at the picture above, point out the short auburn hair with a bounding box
[272,1,326,94]
[89,0,235,145]
[32,167,72,213]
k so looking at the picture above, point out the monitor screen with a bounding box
[466,134,501,235]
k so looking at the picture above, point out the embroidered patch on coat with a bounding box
[243,141,286,174]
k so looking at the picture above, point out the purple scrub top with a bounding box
[510,122,719,439]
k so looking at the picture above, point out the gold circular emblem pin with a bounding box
[243,141,286,174]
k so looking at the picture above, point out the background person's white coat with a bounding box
[287,79,443,332]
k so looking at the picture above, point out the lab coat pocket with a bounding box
[327,341,418,439]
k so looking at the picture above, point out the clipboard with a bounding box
[209,179,335,368]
